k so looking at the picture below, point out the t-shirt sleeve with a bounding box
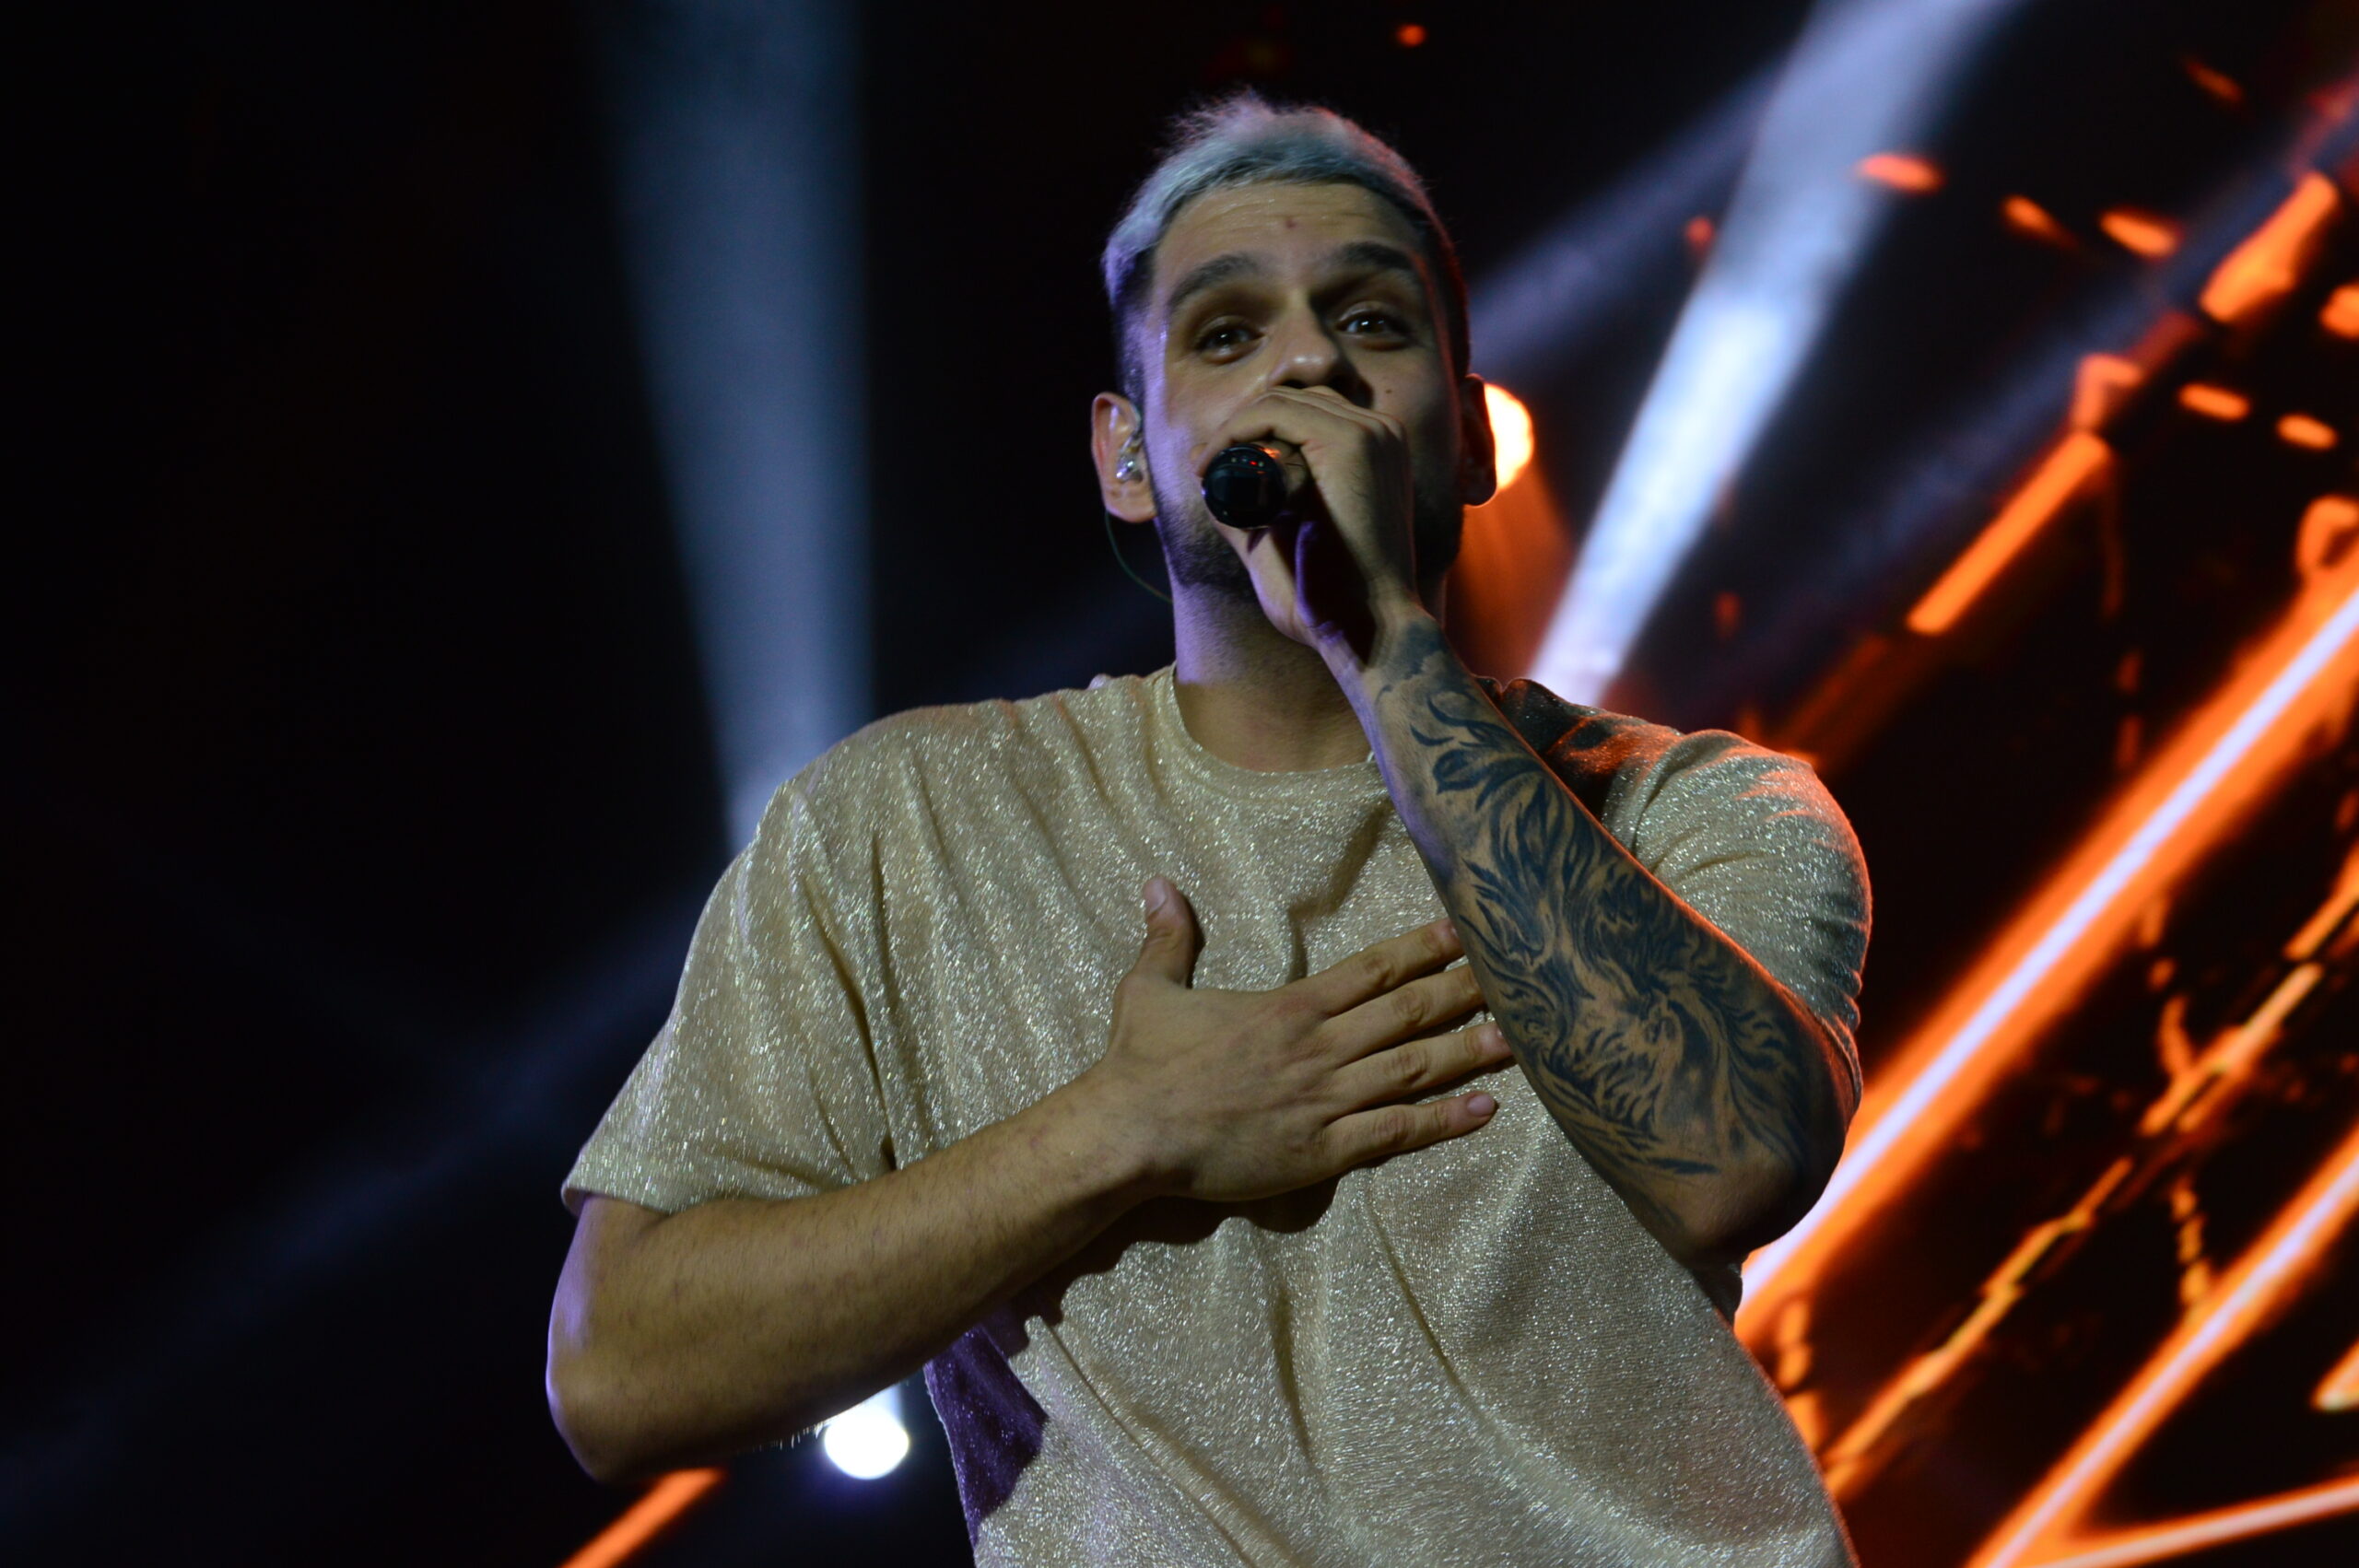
[561,785,896,1215]
[1620,731,1872,1098]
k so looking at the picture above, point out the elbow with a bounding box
[547,1350,663,1487]
[1661,1147,1837,1272]
[1686,1043,1852,1263]
[546,1316,839,1486]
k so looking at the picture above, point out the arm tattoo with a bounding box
[1367,619,1845,1246]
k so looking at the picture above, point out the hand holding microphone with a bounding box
[1195,387,1425,657]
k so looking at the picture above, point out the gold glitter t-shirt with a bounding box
[565,667,1869,1567]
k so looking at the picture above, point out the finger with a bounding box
[1203,415,1367,492]
[1295,919,1462,1014]
[1263,384,1402,442]
[1327,1089,1499,1167]
[1129,877,1202,989]
[1325,965,1488,1059]
[1203,392,1393,481]
[1331,1023,1514,1108]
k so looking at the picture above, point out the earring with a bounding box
[1114,433,1143,482]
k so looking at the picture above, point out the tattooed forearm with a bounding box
[1344,614,1853,1262]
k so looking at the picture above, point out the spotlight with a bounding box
[1531,0,2028,703]
[1484,384,1536,494]
[820,1386,910,1480]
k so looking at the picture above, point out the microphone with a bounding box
[1202,443,1293,529]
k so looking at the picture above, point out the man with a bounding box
[548,94,1869,1565]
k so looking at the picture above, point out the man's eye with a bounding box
[1196,322,1256,356]
[1342,310,1407,335]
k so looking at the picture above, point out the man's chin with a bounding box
[1150,497,1463,613]
[1152,515,1261,604]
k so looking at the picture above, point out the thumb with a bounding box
[1132,877,1202,987]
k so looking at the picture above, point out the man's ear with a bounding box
[1091,392,1157,523]
[1456,373,1499,508]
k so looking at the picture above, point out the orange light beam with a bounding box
[2100,208,2179,257]
[1858,152,1942,193]
[2284,845,2359,959]
[1907,432,2111,636]
[2317,1332,2359,1410]
[2199,173,2340,326]
[2136,963,2322,1138]
[2278,413,2339,451]
[557,1469,724,1568]
[1827,846,2353,1492]
[2177,383,2250,421]
[1743,566,2359,1316]
[2068,354,2142,430]
[2297,496,2359,581]
[2003,194,2076,247]
[1968,1117,2359,1568]
[2026,1478,2359,1568]
[2180,55,2245,107]
[2325,283,2359,338]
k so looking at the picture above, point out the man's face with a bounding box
[1132,181,1478,602]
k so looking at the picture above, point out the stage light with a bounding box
[821,1386,910,1480]
[1904,430,2112,636]
[2180,55,2245,106]
[2069,353,2142,428]
[1737,119,2358,755]
[1816,852,2359,1497]
[1395,22,1426,48]
[1531,0,2028,702]
[2002,193,2076,247]
[557,1469,723,1568]
[595,0,871,842]
[2295,495,2359,579]
[2317,1336,2359,1411]
[1484,383,1535,495]
[2323,283,2359,338]
[1743,556,2359,1324]
[1966,1120,2359,1567]
[2099,207,2180,257]
[2177,382,2250,420]
[1469,66,1776,384]
[2200,173,2339,326]
[2277,412,2338,450]
[2013,1481,2359,1568]
[1453,386,1570,674]
[1856,152,1942,192]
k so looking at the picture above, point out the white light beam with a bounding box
[1532,0,2024,703]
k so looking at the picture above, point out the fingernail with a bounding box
[1468,1094,1497,1117]
[1483,1023,1507,1048]
[1144,879,1168,914]
[1437,919,1459,942]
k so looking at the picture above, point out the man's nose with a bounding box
[1267,310,1371,404]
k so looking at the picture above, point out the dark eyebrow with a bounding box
[1163,240,1428,322]
[1163,252,1262,318]
[1330,240,1425,285]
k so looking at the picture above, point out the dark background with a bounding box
[11,3,2355,1565]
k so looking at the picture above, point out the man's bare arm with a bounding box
[548,887,1508,1482]
[1331,610,1858,1270]
[549,1087,1148,1483]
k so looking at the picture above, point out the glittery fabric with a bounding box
[565,667,1869,1566]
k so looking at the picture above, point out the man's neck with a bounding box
[1167,587,1373,772]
